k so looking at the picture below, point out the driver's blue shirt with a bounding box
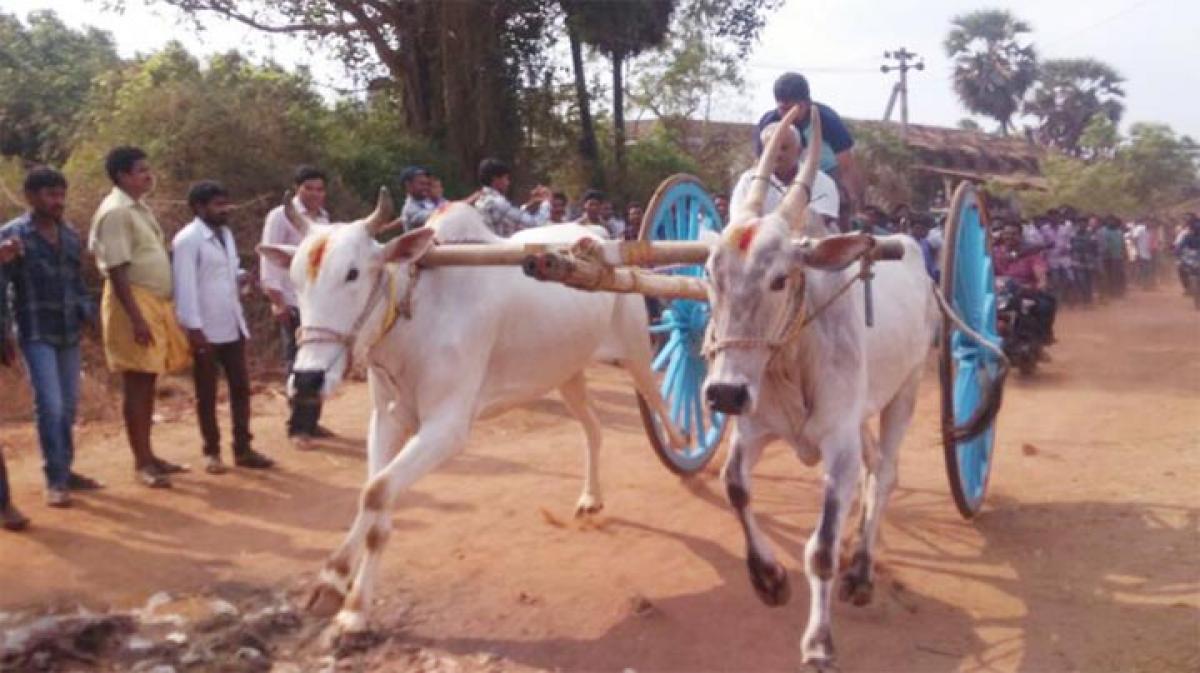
[754,103,855,177]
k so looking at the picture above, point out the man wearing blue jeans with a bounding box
[0,167,102,509]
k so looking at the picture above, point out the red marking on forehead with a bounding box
[737,225,758,252]
[307,235,330,281]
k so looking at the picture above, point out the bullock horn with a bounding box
[282,190,317,236]
[364,186,395,234]
[734,103,805,223]
[779,103,823,232]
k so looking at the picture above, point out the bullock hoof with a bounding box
[746,552,791,606]
[838,573,874,607]
[574,495,605,518]
[838,552,874,606]
[801,626,837,671]
[306,582,347,618]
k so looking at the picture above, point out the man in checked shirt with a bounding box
[470,158,550,237]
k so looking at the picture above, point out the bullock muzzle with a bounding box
[706,383,750,415]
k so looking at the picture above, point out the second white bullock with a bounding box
[258,196,686,638]
[703,105,1002,670]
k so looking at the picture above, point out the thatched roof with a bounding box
[626,116,1046,188]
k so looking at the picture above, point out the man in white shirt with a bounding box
[173,181,273,473]
[259,166,334,448]
[730,121,841,231]
[1128,218,1153,288]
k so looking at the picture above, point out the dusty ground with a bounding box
[1,288,1197,672]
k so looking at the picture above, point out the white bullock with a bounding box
[702,106,1003,669]
[258,196,686,638]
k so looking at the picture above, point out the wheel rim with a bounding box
[944,186,1003,514]
[641,177,726,471]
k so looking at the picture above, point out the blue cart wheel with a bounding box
[635,175,727,475]
[939,182,1004,518]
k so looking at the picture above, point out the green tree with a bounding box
[564,0,675,190]
[847,122,914,208]
[64,43,337,234]
[0,10,121,163]
[143,0,557,182]
[1078,112,1120,160]
[944,9,1037,136]
[1025,58,1124,155]
[1118,123,1198,210]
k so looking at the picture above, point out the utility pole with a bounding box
[881,48,923,135]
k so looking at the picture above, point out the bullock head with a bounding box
[257,188,436,399]
[703,105,873,415]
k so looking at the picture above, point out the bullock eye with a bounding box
[345,268,359,282]
[769,274,787,291]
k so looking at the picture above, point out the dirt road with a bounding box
[1,288,1197,672]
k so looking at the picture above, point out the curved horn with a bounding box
[282,190,317,237]
[364,186,395,234]
[779,103,823,231]
[734,103,805,223]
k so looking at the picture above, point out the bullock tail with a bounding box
[931,283,1009,443]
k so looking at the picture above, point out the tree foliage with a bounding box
[1025,58,1124,155]
[0,10,121,163]
[944,9,1037,135]
[1020,123,1198,217]
[846,122,915,209]
[143,0,557,182]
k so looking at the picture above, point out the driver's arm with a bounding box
[836,150,865,211]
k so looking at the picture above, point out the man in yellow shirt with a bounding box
[89,146,190,488]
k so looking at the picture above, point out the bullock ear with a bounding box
[257,243,297,268]
[796,234,873,272]
[383,226,437,264]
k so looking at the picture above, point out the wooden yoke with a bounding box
[419,239,710,268]
[522,251,710,301]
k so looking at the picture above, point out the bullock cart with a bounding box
[416,177,1004,517]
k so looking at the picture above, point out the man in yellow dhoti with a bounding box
[89,146,191,488]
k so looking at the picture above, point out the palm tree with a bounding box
[1024,58,1125,156]
[944,9,1037,136]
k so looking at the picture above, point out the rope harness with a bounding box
[295,265,400,372]
[701,260,874,361]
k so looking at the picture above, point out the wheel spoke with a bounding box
[652,331,683,371]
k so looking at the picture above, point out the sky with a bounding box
[5,0,1199,139]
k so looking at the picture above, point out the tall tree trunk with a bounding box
[438,1,516,184]
[567,19,600,185]
[612,49,626,196]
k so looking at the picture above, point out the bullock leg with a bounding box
[308,378,410,619]
[841,371,920,608]
[611,297,689,451]
[723,427,790,606]
[558,373,604,516]
[801,429,861,669]
[317,411,469,638]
